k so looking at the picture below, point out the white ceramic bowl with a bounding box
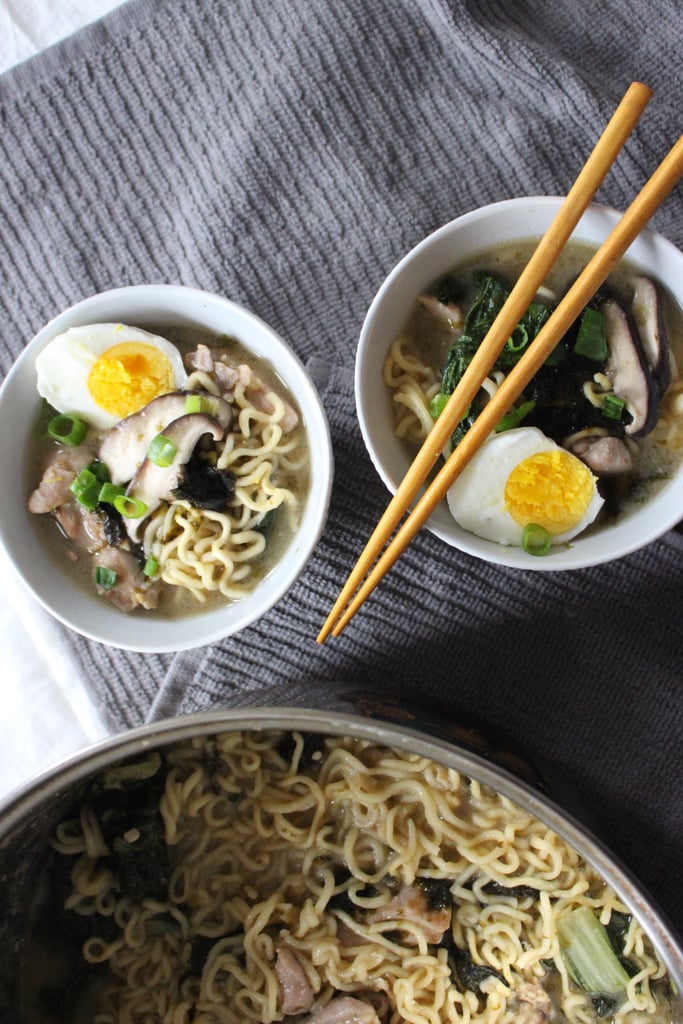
[0,285,333,651]
[356,197,683,570]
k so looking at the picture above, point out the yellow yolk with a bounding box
[504,449,595,535]
[87,342,175,418]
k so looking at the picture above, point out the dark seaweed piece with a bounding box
[254,508,277,538]
[592,995,619,1017]
[99,505,127,547]
[112,819,170,902]
[417,877,452,912]
[602,911,640,978]
[446,941,506,993]
[174,454,236,510]
[604,910,632,950]
[81,752,171,902]
[523,361,613,442]
[480,880,539,899]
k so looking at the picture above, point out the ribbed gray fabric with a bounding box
[1,0,682,937]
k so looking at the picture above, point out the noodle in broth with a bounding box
[45,730,673,1024]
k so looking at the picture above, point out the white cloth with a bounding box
[0,0,122,800]
[0,0,119,71]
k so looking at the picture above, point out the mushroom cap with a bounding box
[124,413,227,542]
[99,390,232,485]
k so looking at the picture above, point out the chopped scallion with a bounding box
[70,467,103,511]
[95,565,117,590]
[574,308,608,361]
[601,393,626,421]
[143,555,160,578]
[429,392,450,420]
[495,400,536,433]
[184,393,214,415]
[47,413,87,447]
[556,906,631,997]
[98,482,126,506]
[506,323,529,353]
[114,494,148,519]
[522,523,552,556]
[89,461,111,483]
[147,433,178,467]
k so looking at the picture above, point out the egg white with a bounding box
[446,426,604,547]
[35,323,188,430]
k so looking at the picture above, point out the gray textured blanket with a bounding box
[1,0,682,938]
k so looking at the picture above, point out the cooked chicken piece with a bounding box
[185,345,299,431]
[507,981,552,1024]
[275,946,315,1015]
[28,444,93,513]
[297,995,381,1024]
[94,546,161,612]
[53,503,110,553]
[369,882,452,944]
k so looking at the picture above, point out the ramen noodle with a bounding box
[45,730,674,1024]
[28,326,309,615]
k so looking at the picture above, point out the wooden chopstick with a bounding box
[316,81,653,644]
[327,131,683,639]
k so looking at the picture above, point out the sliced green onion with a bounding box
[114,494,148,519]
[70,467,103,511]
[557,906,631,996]
[143,555,160,578]
[98,482,126,505]
[601,393,626,421]
[574,307,608,361]
[495,399,536,433]
[184,393,215,415]
[522,523,552,556]
[506,323,529,353]
[95,565,118,590]
[429,392,450,420]
[147,433,178,467]
[89,460,111,483]
[47,413,87,447]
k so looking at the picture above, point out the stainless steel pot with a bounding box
[0,688,681,1019]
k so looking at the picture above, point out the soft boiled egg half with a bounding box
[35,323,188,430]
[446,426,604,549]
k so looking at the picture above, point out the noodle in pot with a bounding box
[43,731,674,1024]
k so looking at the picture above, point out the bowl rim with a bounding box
[0,284,334,651]
[355,195,683,571]
[0,703,681,991]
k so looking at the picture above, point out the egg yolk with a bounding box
[87,342,175,418]
[504,449,595,535]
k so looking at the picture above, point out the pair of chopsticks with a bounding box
[318,81,683,643]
